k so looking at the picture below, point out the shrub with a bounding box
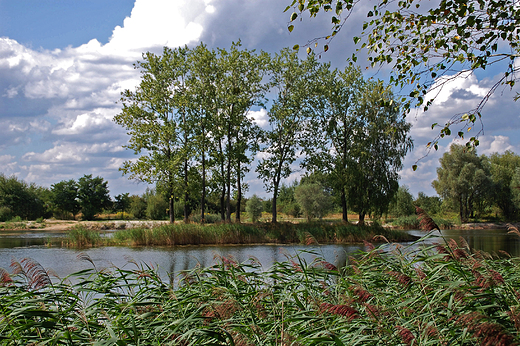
[0,206,12,222]
[246,194,263,222]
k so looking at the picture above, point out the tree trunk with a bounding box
[169,194,175,224]
[358,212,365,226]
[236,163,242,222]
[226,161,231,222]
[218,139,226,221]
[341,188,348,223]
[200,147,206,224]
[272,181,279,223]
[184,158,189,224]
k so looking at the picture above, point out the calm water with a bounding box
[0,228,519,280]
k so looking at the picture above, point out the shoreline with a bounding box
[0,219,516,232]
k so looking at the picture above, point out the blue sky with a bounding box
[0,0,518,200]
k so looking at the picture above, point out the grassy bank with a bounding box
[2,230,520,345]
[64,222,416,247]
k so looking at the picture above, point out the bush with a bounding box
[146,194,168,220]
[190,213,221,224]
[0,206,12,222]
[246,195,263,222]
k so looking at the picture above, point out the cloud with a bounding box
[248,108,269,128]
[1,0,519,201]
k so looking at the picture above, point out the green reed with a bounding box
[65,225,102,247]
[111,222,414,247]
[6,210,517,344]
[3,223,520,345]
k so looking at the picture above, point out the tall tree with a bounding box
[77,174,111,221]
[51,179,80,219]
[305,69,412,224]
[488,151,520,218]
[213,42,268,222]
[388,185,415,218]
[344,80,412,224]
[257,49,324,223]
[114,46,190,223]
[433,144,492,221]
[303,65,365,222]
[286,0,520,149]
[186,44,219,223]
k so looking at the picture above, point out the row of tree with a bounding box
[386,145,520,222]
[433,145,520,221]
[0,174,111,221]
[2,145,520,222]
[114,42,413,224]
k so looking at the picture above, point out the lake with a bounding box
[1,228,519,281]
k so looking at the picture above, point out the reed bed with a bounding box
[2,222,520,345]
[65,225,103,247]
[109,222,415,246]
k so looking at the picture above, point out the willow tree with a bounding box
[433,144,492,221]
[114,46,191,223]
[306,72,412,224]
[256,49,324,223]
[346,81,413,224]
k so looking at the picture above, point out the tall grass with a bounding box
[110,222,415,246]
[391,215,454,229]
[2,224,520,345]
[65,225,102,247]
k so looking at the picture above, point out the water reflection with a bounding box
[1,228,519,280]
[409,229,520,256]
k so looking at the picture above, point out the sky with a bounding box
[0,0,519,200]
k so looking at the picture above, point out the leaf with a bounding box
[412,164,418,171]
[293,44,300,51]
[288,25,294,32]
[306,47,312,54]
[353,36,361,44]
[324,44,329,52]
[290,12,298,21]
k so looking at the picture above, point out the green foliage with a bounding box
[246,194,264,222]
[66,225,102,247]
[286,0,520,145]
[51,179,80,219]
[0,206,12,222]
[77,174,112,221]
[433,144,493,221]
[146,193,169,220]
[414,191,442,216]
[489,151,520,218]
[129,194,147,219]
[0,173,48,220]
[388,185,415,217]
[294,183,333,221]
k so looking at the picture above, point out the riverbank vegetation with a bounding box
[62,222,415,247]
[2,225,520,344]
